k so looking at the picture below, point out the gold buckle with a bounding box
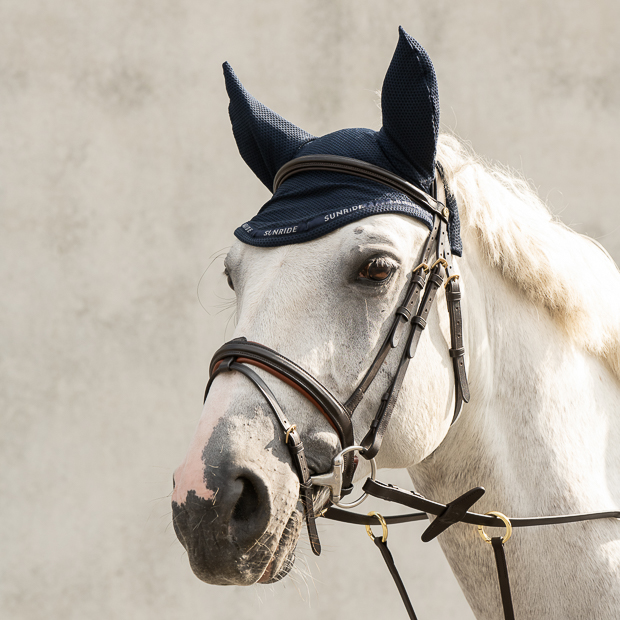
[412,262,430,274]
[365,512,388,542]
[285,424,297,443]
[478,511,512,544]
[430,258,448,270]
[444,274,460,288]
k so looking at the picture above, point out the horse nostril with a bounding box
[232,477,260,522]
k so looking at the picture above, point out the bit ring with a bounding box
[331,446,377,509]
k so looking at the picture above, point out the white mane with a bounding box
[437,134,620,380]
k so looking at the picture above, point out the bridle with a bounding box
[205,154,467,549]
[203,155,620,620]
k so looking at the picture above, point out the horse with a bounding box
[171,28,620,619]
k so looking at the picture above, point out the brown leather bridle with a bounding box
[204,154,470,555]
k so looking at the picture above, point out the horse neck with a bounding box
[410,243,620,518]
[405,241,620,619]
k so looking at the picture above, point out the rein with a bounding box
[322,480,620,620]
[204,155,620,619]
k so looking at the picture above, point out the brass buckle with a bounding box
[444,274,460,288]
[365,512,388,542]
[285,424,297,443]
[478,511,512,544]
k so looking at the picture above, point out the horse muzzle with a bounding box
[172,470,300,585]
[171,402,305,585]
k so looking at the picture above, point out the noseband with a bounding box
[204,154,470,555]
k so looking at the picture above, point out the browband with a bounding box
[273,154,449,222]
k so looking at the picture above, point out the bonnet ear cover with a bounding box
[378,26,439,194]
[226,27,462,256]
[223,62,315,190]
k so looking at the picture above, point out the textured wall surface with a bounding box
[2,2,619,619]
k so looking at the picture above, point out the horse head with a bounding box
[168,21,620,620]
[171,27,467,586]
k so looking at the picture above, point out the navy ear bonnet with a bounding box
[225,27,462,256]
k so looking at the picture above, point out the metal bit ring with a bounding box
[332,446,377,509]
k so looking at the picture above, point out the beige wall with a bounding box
[2,2,619,619]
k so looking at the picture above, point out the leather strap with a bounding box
[208,338,357,489]
[360,216,446,459]
[491,537,515,620]
[371,535,419,620]
[362,479,620,529]
[209,340,353,447]
[323,481,620,620]
[435,169,469,424]
[323,507,427,525]
[446,279,469,424]
[345,216,439,415]
[273,154,448,221]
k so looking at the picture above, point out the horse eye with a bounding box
[225,270,234,291]
[358,258,394,282]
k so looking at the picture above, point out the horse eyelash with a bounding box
[224,268,235,291]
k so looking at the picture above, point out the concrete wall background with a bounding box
[2,2,619,619]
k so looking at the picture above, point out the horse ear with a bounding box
[223,62,315,190]
[379,27,439,191]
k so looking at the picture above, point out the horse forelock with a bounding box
[437,134,620,380]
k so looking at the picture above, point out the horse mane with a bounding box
[437,134,620,380]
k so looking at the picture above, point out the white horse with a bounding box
[172,133,620,618]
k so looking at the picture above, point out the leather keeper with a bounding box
[395,306,412,321]
[446,289,462,302]
[428,272,444,287]
[220,356,235,372]
[411,315,427,329]
[288,442,304,454]
[412,273,426,288]
[449,347,465,358]
[340,484,354,497]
